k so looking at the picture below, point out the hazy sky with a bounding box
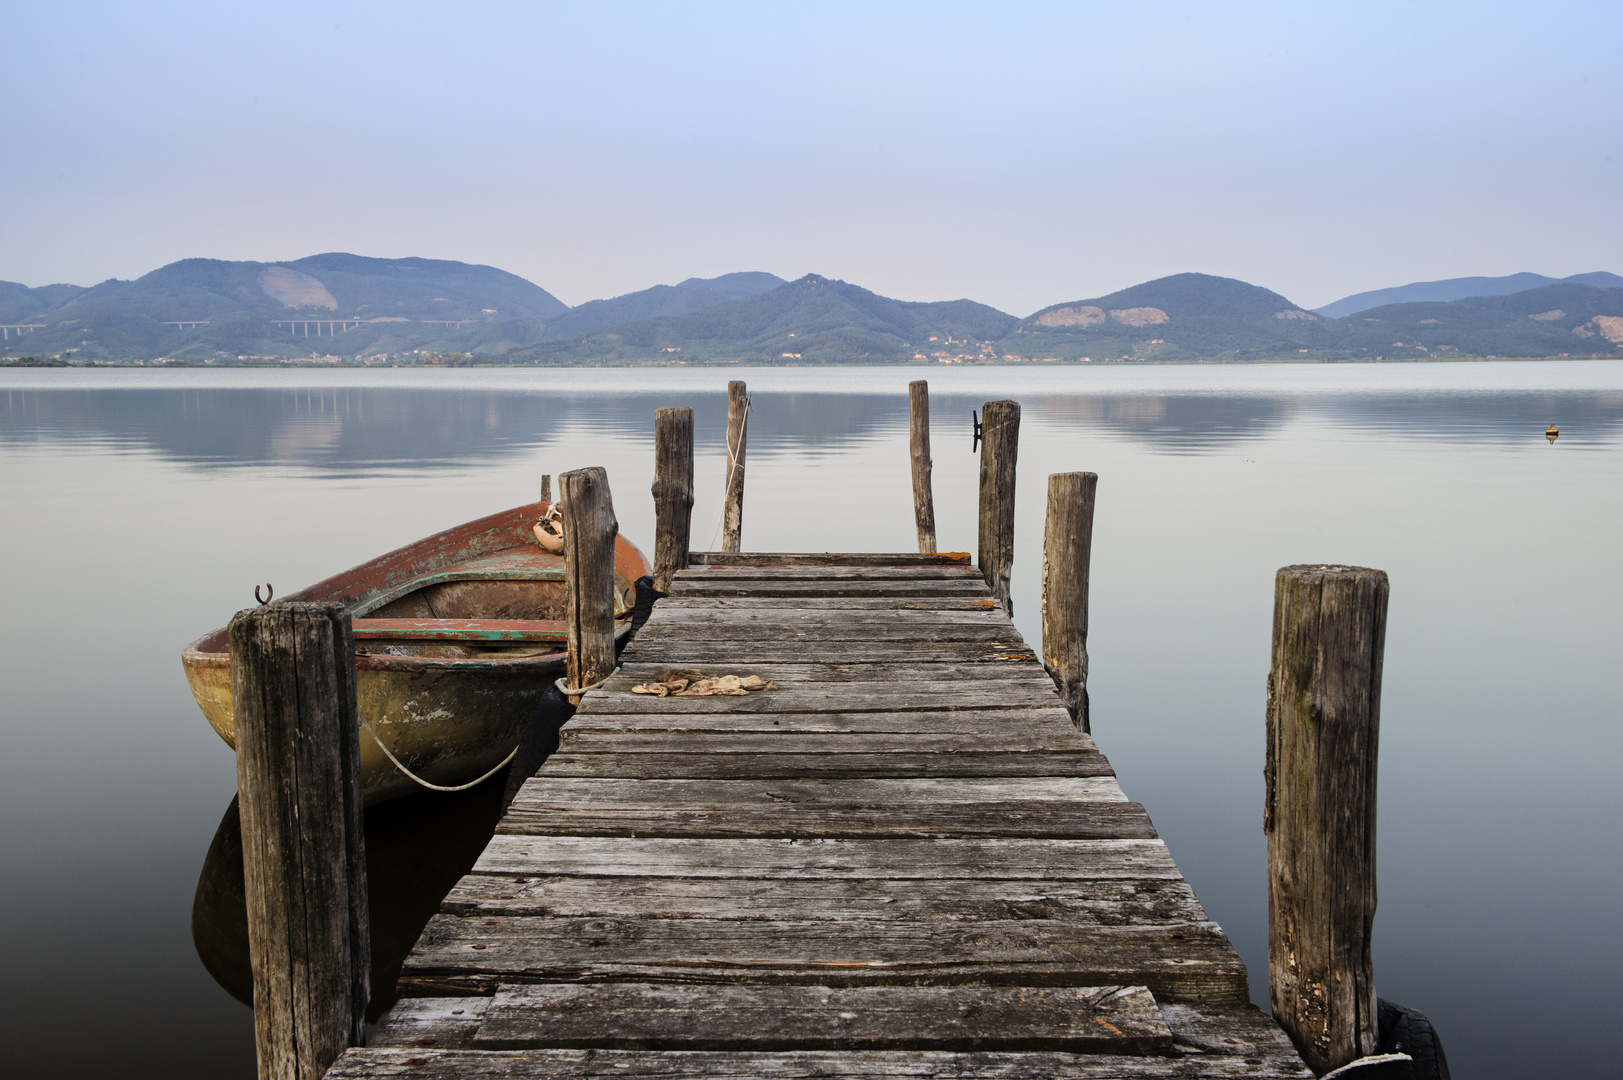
[3,1,1618,313]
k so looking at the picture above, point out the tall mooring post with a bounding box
[721,380,749,553]
[230,601,369,1080]
[1041,471,1097,731]
[976,399,1021,614]
[909,380,937,553]
[1266,564,1389,1075]
[561,466,620,705]
[651,407,695,593]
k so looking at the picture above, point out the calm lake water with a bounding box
[3,362,1620,1078]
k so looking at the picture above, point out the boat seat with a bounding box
[351,618,568,643]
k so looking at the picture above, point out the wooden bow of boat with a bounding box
[181,501,650,803]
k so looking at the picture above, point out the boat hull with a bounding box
[182,502,648,804]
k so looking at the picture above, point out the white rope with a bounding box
[708,394,750,552]
[361,718,520,793]
[555,665,621,697]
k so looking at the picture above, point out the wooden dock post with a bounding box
[229,601,368,1080]
[561,466,620,705]
[977,399,1020,614]
[1041,471,1097,731]
[651,407,695,592]
[721,380,748,553]
[909,380,936,553]
[1265,564,1389,1075]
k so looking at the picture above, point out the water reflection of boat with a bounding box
[192,782,508,1020]
[181,501,649,803]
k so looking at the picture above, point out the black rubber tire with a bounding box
[1378,999,1451,1080]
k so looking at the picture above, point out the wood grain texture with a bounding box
[650,408,694,594]
[468,836,1181,881]
[721,381,748,553]
[1265,565,1388,1075]
[976,399,1021,615]
[1041,471,1097,731]
[909,380,938,554]
[330,1044,1310,1079]
[440,873,1207,924]
[401,915,1247,1000]
[687,551,972,567]
[230,601,368,1079]
[560,467,619,704]
[474,983,1172,1052]
[536,752,1115,780]
[368,997,489,1050]
[676,566,986,581]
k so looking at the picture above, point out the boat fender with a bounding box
[1377,999,1451,1080]
[501,683,576,809]
[626,575,667,640]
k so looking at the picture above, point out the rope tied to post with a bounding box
[555,665,621,697]
[707,393,750,551]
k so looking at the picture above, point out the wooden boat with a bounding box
[182,501,650,804]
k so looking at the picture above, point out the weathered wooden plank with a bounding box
[647,600,1008,616]
[474,983,1172,1053]
[609,662,1058,690]
[649,597,1002,611]
[563,715,1075,739]
[328,1046,1309,1078]
[637,610,1010,629]
[367,997,490,1050]
[1159,1002,1316,1075]
[539,752,1114,780]
[515,776,1128,807]
[441,872,1206,924]
[666,580,993,598]
[621,644,1040,665]
[495,802,1156,841]
[575,696,1077,721]
[470,836,1179,881]
[352,618,568,643]
[632,624,1021,645]
[676,566,987,581]
[557,730,1093,756]
[687,551,972,567]
[399,915,1248,1001]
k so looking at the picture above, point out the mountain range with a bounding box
[2,255,1619,365]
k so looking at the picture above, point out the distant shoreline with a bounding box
[4,354,1615,371]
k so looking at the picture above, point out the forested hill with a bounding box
[2,257,1619,364]
[514,275,1018,364]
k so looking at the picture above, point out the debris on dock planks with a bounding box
[332,555,1310,1078]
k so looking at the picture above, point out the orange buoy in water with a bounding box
[1546,424,1560,443]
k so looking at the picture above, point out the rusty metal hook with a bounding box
[971,409,983,452]
[255,583,275,606]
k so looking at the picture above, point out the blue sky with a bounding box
[2,1,1617,312]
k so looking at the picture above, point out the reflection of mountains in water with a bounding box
[5,386,1622,468]
[192,780,508,1022]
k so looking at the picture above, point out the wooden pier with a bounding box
[326,551,1312,1078]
